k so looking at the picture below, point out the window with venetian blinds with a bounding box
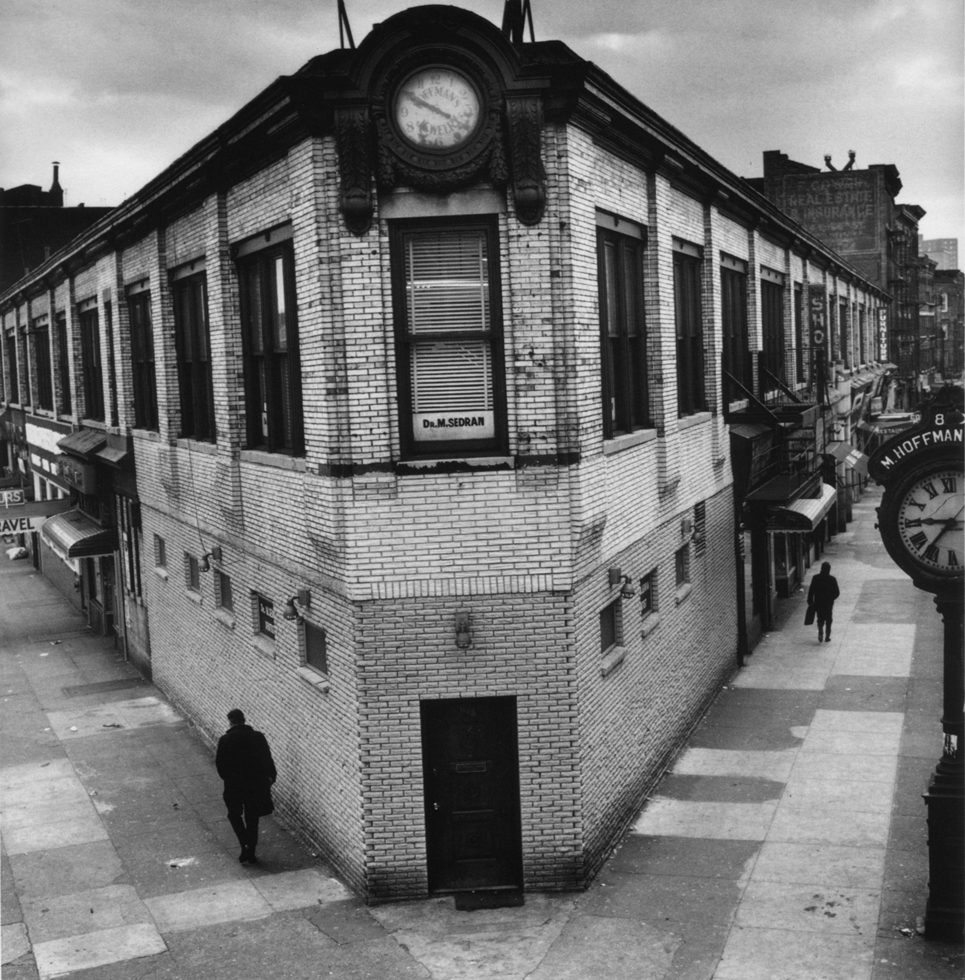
[394,221,504,454]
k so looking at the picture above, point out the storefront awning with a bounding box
[41,510,116,558]
[824,441,870,476]
[767,482,836,532]
[57,429,107,458]
[95,446,129,467]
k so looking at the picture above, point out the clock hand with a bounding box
[402,91,457,123]
[905,517,964,526]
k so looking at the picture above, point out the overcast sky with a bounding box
[2,0,962,247]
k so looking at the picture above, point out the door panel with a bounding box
[421,696,522,893]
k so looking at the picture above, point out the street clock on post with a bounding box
[869,394,965,596]
[867,386,964,941]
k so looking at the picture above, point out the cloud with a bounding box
[1,0,961,240]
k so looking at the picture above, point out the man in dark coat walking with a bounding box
[216,708,276,864]
[807,561,840,643]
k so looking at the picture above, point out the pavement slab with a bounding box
[20,883,152,945]
[606,835,759,881]
[714,925,875,980]
[370,894,574,980]
[31,922,167,980]
[7,841,129,901]
[529,913,679,980]
[144,879,273,933]
[671,746,798,781]
[2,482,962,979]
[2,922,31,964]
[632,799,778,840]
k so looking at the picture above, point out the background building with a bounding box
[935,269,965,380]
[748,151,927,407]
[0,164,114,291]
[920,237,959,271]
[0,4,885,902]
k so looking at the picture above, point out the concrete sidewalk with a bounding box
[1,484,962,979]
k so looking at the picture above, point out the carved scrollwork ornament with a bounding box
[335,105,374,236]
[504,96,546,226]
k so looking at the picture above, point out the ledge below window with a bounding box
[641,614,661,638]
[214,608,236,630]
[675,584,693,606]
[240,449,306,472]
[185,588,202,605]
[600,645,627,677]
[603,429,658,455]
[252,635,276,660]
[296,665,331,694]
[154,567,168,581]
[677,412,712,432]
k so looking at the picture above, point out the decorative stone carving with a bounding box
[504,96,546,225]
[335,106,374,235]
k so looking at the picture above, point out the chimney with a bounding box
[49,161,64,206]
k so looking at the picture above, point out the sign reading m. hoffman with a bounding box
[868,405,964,485]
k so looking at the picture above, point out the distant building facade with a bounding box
[0,164,114,291]
[935,269,965,378]
[920,237,958,271]
[0,6,886,902]
[748,151,928,405]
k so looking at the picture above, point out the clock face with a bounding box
[393,68,481,150]
[894,466,964,578]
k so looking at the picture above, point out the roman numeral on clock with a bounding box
[908,531,928,550]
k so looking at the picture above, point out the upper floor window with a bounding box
[3,330,19,403]
[639,568,657,620]
[675,543,691,590]
[184,552,200,593]
[214,569,234,612]
[391,219,505,457]
[32,316,53,411]
[793,284,805,385]
[720,258,748,398]
[154,533,166,569]
[128,288,158,430]
[78,302,104,421]
[598,215,649,437]
[760,274,785,393]
[254,593,276,640]
[600,598,621,654]
[303,621,328,676]
[238,238,303,455]
[171,268,214,441]
[55,312,72,415]
[673,243,705,416]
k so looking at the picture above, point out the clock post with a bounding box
[868,386,964,942]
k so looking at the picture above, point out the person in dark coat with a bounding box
[215,708,276,864]
[807,561,840,643]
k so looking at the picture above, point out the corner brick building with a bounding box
[1,6,887,901]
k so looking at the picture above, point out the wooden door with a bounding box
[421,697,522,893]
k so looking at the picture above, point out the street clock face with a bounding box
[881,461,965,583]
[392,67,482,150]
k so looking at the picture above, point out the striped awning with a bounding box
[41,510,116,558]
[767,482,837,532]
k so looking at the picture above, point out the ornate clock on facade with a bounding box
[878,458,964,589]
[392,67,482,151]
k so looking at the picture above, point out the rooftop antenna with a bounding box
[501,0,535,43]
[337,0,355,49]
